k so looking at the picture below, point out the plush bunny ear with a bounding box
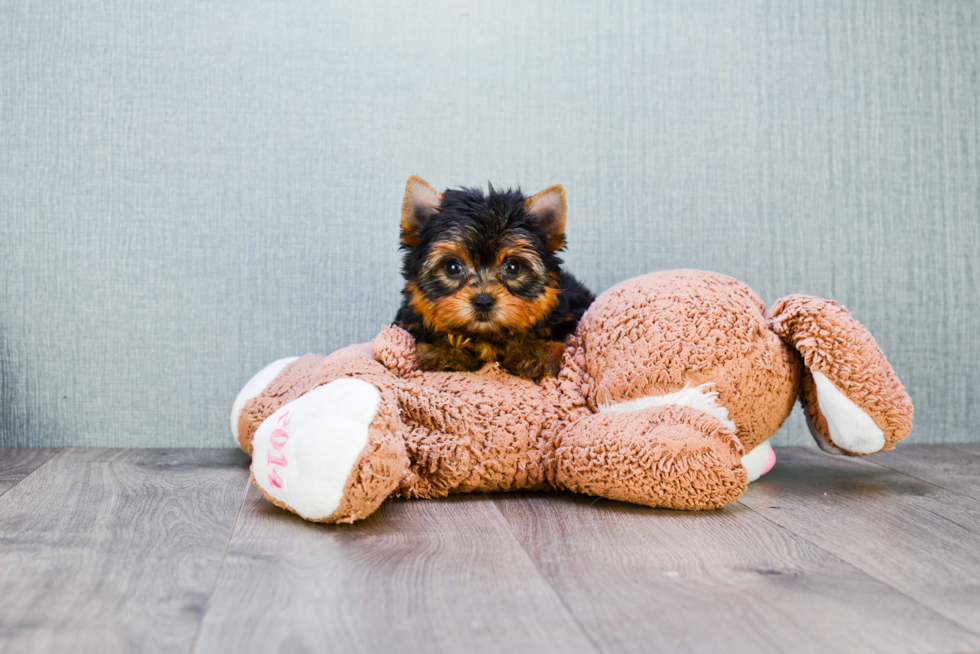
[524,185,567,250]
[400,176,441,247]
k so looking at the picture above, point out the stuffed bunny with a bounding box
[231,270,913,523]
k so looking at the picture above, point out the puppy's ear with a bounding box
[401,176,441,247]
[524,185,567,250]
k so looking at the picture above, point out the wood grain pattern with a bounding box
[0,448,57,496]
[0,448,250,654]
[3,446,980,653]
[193,487,598,654]
[492,491,979,654]
[738,447,980,637]
[870,444,980,501]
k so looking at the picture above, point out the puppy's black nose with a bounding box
[472,293,495,312]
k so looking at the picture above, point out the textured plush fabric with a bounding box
[1,1,977,447]
[237,270,913,523]
[579,271,801,454]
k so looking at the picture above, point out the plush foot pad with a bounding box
[810,371,885,455]
[251,378,381,521]
[741,439,776,482]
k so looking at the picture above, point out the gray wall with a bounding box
[1,0,978,448]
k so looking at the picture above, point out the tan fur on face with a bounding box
[422,242,474,277]
[409,279,560,338]
[493,241,548,277]
[410,236,560,338]
[494,243,530,265]
[492,282,561,334]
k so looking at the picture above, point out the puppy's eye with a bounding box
[444,259,465,278]
[503,260,521,277]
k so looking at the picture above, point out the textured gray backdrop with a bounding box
[1,0,978,447]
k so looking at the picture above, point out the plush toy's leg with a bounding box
[554,405,747,510]
[250,377,409,523]
[769,295,914,456]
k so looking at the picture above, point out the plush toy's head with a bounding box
[574,270,801,452]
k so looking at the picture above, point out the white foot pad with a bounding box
[811,372,885,455]
[251,378,381,520]
[742,439,776,482]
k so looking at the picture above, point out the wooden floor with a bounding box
[0,446,979,654]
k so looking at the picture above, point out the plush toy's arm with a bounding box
[371,325,419,376]
[769,295,913,456]
[554,405,747,510]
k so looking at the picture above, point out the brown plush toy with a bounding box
[231,270,913,523]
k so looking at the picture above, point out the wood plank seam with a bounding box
[734,497,980,640]
[0,448,254,653]
[813,451,980,534]
[188,471,253,654]
[0,449,59,499]
[868,457,980,503]
[486,494,605,654]
[841,453,980,554]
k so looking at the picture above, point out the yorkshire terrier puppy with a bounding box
[394,176,595,381]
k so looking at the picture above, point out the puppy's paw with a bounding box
[502,340,564,381]
[415,341,482,373]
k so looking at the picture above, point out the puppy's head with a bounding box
[399,176,567,338]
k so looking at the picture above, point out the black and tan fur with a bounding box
[393,176,594,381]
